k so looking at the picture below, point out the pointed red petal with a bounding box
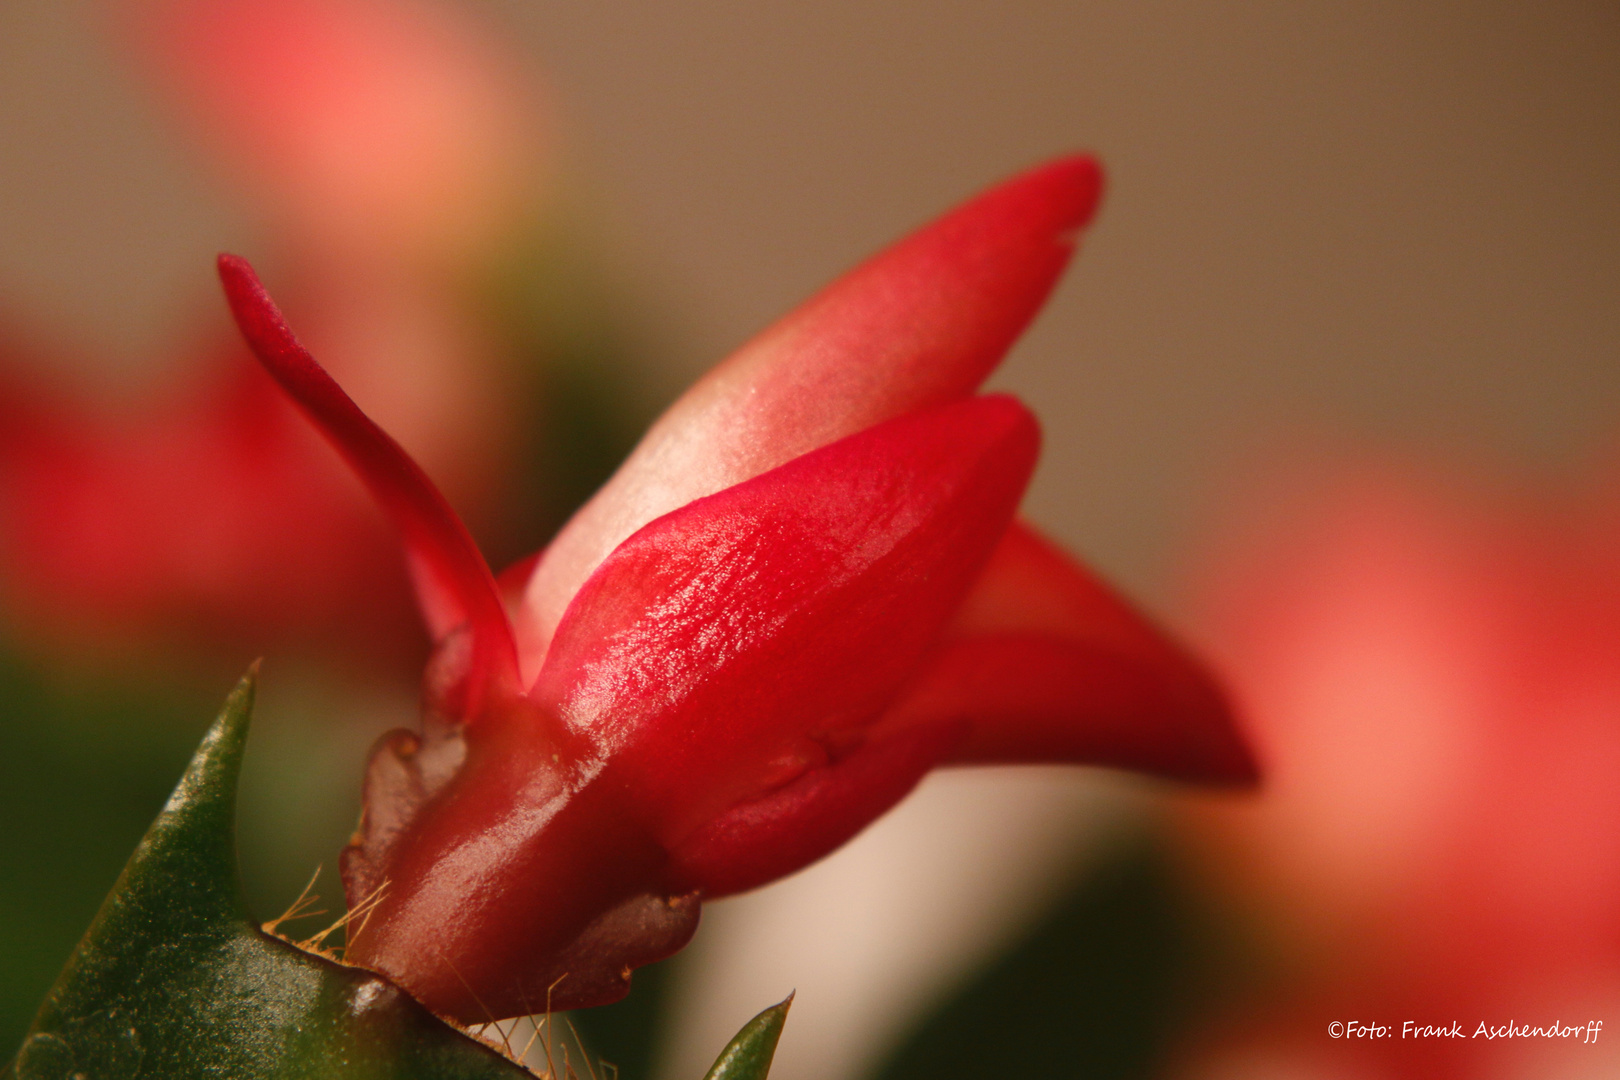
[515,156,1103,679]
[217,254,518,704]
[874,522,1257,784]
[532,395,1040,841]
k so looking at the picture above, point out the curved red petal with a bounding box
[532,395,1041,840]
[874,522,1257,783]
[515,156,1103,680]
[217,254,518,705]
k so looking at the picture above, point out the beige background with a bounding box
[5,1,1617,611]
[2,3,1617,1077]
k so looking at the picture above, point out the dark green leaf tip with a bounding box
[135,665,257,913]
[7,665,539,1079]
[701,994,793,1080]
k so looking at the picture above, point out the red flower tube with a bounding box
[219,155,1255,1022]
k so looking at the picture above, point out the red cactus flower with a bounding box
[219,156,1255,1022]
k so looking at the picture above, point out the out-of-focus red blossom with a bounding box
[0,349,415,660]
[1172,457,1620,1080]
[219,156,1257,1022]
[125,0,547,268]
[0,0,546,665]
[121,0,551,475]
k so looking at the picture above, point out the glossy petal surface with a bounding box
[346,396,1039,1019]
[537,395,1040,834]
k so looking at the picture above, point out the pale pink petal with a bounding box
[514,156,1103,682]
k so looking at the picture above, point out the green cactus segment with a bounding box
[700,996,792,1080]
[5,669,532,1080]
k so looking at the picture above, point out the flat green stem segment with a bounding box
[4,670,533,1080]
[701,996,792,1080]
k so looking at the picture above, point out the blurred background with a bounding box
[1,2,1617,1079]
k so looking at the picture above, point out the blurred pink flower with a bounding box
[125,0,549,269]
[0,0,554,667]
[1174,455,1620,1079]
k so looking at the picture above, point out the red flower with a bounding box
[1173,456,1620,1080]
[219,156,1255,1021]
